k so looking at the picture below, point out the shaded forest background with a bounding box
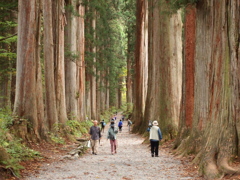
[0,0,240,179]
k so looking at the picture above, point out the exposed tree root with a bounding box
[199,156,240,179]
[175,136,190,156]
[202,160,224,180]
[218,157,240,176]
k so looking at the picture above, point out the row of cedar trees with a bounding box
[12,0,130,141]
[133,0,240,179]
[2,0,240,179]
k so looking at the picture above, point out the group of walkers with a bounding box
[89,115,162,157]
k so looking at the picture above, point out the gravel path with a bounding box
[26,115,196,180]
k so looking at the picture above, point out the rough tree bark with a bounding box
[90,10,97,120]
[117,77,123,109]
[174,5,196,148]
[52,0,68,125]
[77,1,86,121]
[13,0,44,140]
[85,3,92,119]
[65,0,79,120]
[43,0,58,131]
[132,0,146,132]
[176,1,240,179]
[126,32,133,111]
[143,0,182,136]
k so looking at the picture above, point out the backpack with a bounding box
[103,122,106,126]
[109,127,118,140]
[109,131,115,140]
[118,121,123,127]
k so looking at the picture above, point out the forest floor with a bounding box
[19,113,201,180]
[5,113,240,180]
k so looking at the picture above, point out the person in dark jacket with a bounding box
[89,120,101,155]
[148,120,162,157]
[100,120,106,133]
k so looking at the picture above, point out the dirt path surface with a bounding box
[26,114,199,180]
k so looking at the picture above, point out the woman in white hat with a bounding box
[149,120,162,157]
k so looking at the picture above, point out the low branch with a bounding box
[0,33,17,42]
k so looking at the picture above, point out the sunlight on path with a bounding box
[26,113,194,180]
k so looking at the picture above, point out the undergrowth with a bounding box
[100,106,119,122]
[120,103,133,119]
[0,108,40,177]
[0,107,125,177]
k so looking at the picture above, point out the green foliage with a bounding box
[100,107,118,122]
[166,0,199,11]
[0,108,14,129]
[83,0,132,104]
[49,133,65,144]
[3,158,24,177]
[64,45,80,63]
[120,103,133,118]
[65,4,80,17]
[0,109,40,177]
[0,1,18,92]
[66,120,93,137]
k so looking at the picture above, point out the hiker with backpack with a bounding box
[89,120,102,155]
[100,120,106,133]
[147,120,162,157]
[107,119,118,155]
[118,119,123,132]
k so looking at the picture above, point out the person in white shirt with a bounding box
[148,120,162,157]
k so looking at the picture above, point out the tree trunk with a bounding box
[118,77,122,108]
[90,11,97,120]
[77,1,86,121]
[85,3,91,120]
[105,70,110,110]
[176,1,240,179]
[13,0,44,140]
[43,0,58,131]
[143,0,182,136]
[174,5,196,148]
[132,0,146,132]
[126,33,133,111]
[196,1,240,178]
[65,0,79,120]
[142,0,148,112]
[52,0,68,125]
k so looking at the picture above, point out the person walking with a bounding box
[100,120,106,133]
[127,119,132,132]
[148,120,162,157]
[89,120,101,155]
[107,120,118,155]
[118,119,123,132]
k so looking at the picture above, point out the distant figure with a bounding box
[147,120,162,157]
[118,120,123,132]
[127,119,132,132]
[89,120,101,155]
[107,119,118,155]
[122,115,125,121]
[100,120,106,133]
